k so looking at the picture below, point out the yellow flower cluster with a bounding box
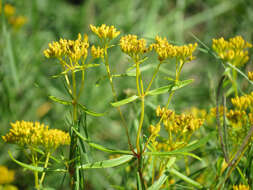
[226,109,247,128]
[150,36,198,62]
[0,166,15,185]
[212,36,252,67]
[44,33,89,65]
[157,106,204,133]
[149,106,204,151]
[233,184,250,190]
[90,24,120,40]
[231,92,253,111]
[248,71,253,81]
[0,3,27,30]
[2,121,70,150]
[120,34,149,57]
[91,45,104,59]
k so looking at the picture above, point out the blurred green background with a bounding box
[1,0,253,189]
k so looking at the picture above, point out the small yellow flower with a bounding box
[233,184,250,190]
[90,24,120,40]
[212,36,252,67]
[4,4,15,17]
[120,34,149,58]
[9,16,27,29]
[248,71,253,81]
[0,166,15,185]
[91,45,104,59]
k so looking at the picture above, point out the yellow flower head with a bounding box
[157,106,204,133]
[120,34,149,57]
[2,121,70,150]
[212,36,252,67]
[248,71,253,81]
[0,166,15,185]
[91,45,104,59]
[150,36,197,62]
[44,33,89,71]
[90,24,120,40]
[4,4,15,17]
[233,184,250,190]
[231,92,253,111]
[9,16,27,29]
[226,109,247,128]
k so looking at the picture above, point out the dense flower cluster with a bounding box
[120,34,149,57]
[156,106,204,133]
[44,33,89,66]
[90,24,120,40]
[212,36,252,67]
[231,92,253,111]
[0,166,15,185]
[148,106,204,151]
[44,33,89,60]
[233,184,250,190]
[91,45,104,59]
[150,36,198,62]
[2,121,70,149]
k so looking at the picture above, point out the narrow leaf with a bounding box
[8,151,44,172]
[148,157,176,190]
[49,96,72,105]
[147,79,194,96]
[78,103,105,117]
[79,155,134,169]
[111,95,139,107]
[169,168,203,189]
[72,127,132,155]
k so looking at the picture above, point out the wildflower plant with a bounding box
[2,22,253,190]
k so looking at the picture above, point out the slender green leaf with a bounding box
[72,127,132,155]
[146,131,216,160]
[79,155,134,169]
[8,151,44,172]
[147,79,194,96]
[111,95,139,107]
[78,103,105,117]
[225,62,253,86]
[146,151,201,160]
[49,96,72,105]
[148,157,176,190]
[169,168,203,189]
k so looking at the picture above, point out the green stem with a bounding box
[145,61,162,93]
[77,70,85,99]
[39,152,51,186]
[72,71,77,122]
[232,68,238,96]
[32,151,40,190]
[103,45,134,152]
[136,96,145,154]
[136,61,141,96]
